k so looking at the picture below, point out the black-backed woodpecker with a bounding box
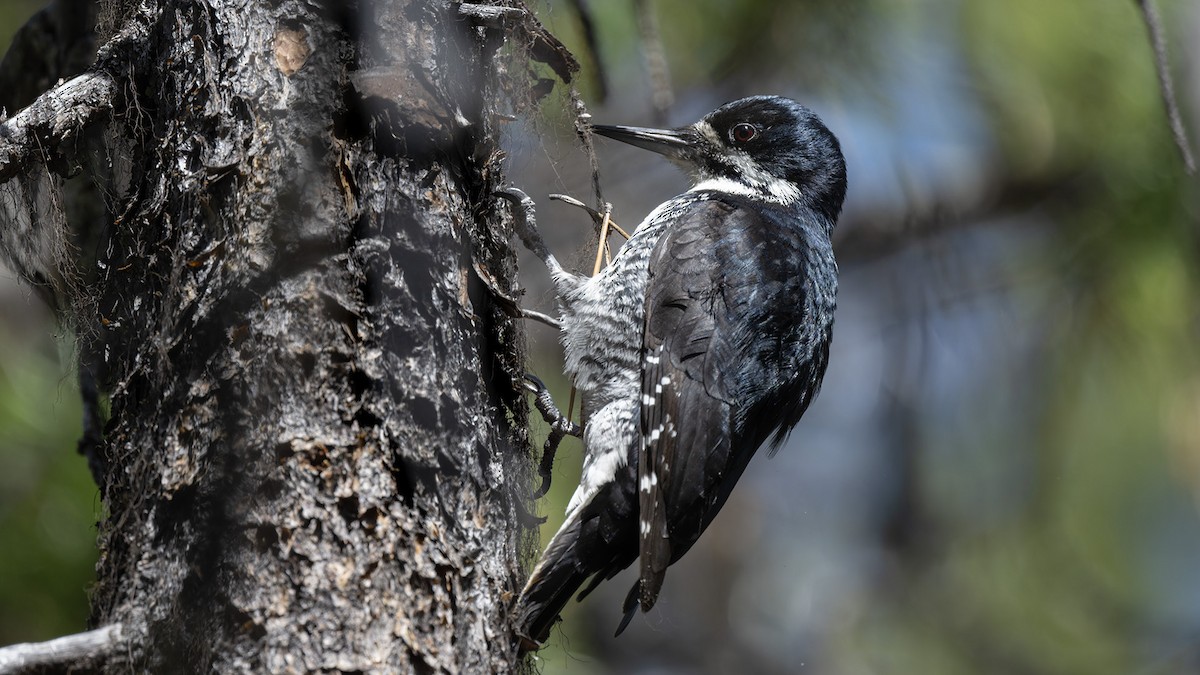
[504,95,848,648]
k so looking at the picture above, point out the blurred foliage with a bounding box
[0,0,98,647]
[0,334,96,645]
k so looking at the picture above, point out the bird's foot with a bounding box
[471,260,561,329]
[495,187,553,264]
[522,373,582,498]
[514,495,548,527]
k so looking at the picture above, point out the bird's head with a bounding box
[593,96,847,224]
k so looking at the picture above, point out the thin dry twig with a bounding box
[1133,0,1196,174]
[569,88,606,210]
[543,197,621,426]
[549,193,631,239]
[590,202,613,275]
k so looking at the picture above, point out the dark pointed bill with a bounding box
[591,124,695,159]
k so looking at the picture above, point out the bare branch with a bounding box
[1134,0,1196,174]
[0,72,118,183]
[456,3,524,27]
[0,624,125,674]
[514,4,580,87]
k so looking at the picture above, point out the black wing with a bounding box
[636,196,834,611]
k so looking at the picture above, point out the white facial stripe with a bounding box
[690,176,801,204]
[746,166,802,201]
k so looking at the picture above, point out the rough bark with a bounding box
[2,0,550,672]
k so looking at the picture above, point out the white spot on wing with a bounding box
[639,473,657,491]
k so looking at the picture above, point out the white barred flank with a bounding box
[555,194,709,519]
[565,399,637,518]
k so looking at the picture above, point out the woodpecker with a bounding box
[504,95,847,648]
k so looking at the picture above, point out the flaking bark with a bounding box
[2,0,547,672]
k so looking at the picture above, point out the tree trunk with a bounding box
[1,0,556,671]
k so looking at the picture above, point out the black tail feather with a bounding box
[614,581,640,636]
[575,570,605,602]
[514,516,590,649]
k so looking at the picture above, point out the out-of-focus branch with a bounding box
[1134,0,1196,174]
[0,624,125,674]
[633,0,673,124]
[834,169,1087,265]
[0,0,98,115]
[569,0,609,101]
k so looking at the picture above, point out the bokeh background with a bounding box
[2,1,1199,673]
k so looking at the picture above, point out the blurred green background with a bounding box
[2,0,1199,673]
[0,0,99,647]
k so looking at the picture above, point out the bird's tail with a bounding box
[514,512,590,649]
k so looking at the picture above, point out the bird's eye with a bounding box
[730,123,758,144]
